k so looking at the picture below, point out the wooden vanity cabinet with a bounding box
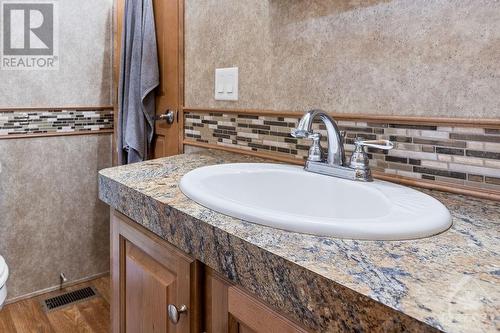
[111,211,201,333]
[111,210,310,333]
[204,269,310,333]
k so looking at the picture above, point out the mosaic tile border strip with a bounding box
[0,109,114,137]
[184,111,500,194]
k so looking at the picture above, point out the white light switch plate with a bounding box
[215,67,238,101]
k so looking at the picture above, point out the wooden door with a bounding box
[114,0,184,164]
[204,269,310,333]
[152,0,184,158]
[111,210,194,333]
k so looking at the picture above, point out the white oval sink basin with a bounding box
[179,163,452,240]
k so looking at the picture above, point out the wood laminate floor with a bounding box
[0,276,110,333]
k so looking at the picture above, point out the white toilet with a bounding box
[0,256,8,310]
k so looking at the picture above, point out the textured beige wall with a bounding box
[0,135,111,300]
[0,0,113,300]
[185,0,500,118]
[0,0,113,108]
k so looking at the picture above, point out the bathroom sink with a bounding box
[179,163,452,240]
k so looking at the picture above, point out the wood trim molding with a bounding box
[112,0,125,166]
[0,129,114,140]
[178,0,185,154]
[182,107,500,128]
[5,271,110,305]
[0,106,113,112]
[371,172,500,201]
[183,140,500,201]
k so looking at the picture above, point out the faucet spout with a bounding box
[292,109,393,181]
[291,109,345,166]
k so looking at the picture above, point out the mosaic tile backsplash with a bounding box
[184,112,500,193]
[0,109,114,136]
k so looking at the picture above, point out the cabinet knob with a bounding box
[167,304,187,324]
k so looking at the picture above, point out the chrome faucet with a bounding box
[291,109,393,181]
[292,109,345,166]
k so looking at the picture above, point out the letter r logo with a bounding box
[2,2,54,56]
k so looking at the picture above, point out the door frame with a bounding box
[112,0,185,166]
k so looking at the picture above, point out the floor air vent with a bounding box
[41,286,98,312]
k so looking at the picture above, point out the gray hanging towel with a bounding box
[118,0,159,164]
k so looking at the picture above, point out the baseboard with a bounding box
[4,271,110,305]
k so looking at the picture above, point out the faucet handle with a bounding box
[291,128,310,138]
[349,138,393,171]
[306,133,324,162]
[354,139,394,150]
[290,126,324,161]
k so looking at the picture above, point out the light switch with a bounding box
[217,80,224,93]
[215,67,238,101]
[226,82,233,93]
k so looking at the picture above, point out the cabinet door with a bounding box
[204,269,310,333]
[112,210,196,333]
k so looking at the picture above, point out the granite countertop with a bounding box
[98,149,499,333]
